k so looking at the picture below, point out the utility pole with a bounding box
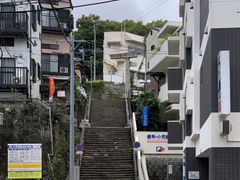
[144,42,147,91]
[69,35,75,180]
[93,23,96,80]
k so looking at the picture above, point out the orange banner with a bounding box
[49,78,55,102]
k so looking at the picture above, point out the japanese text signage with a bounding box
[8,144,42,179]
[141,106,148,127]
[147,133,168,143]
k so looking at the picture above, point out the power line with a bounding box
[47,0,71,46]
[0,0,122,13]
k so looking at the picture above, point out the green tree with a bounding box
[136,92,178,131]
[136,92,161,131]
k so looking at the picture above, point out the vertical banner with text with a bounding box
[142,106,149,127]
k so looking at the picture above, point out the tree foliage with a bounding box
[136,92,178,131]
[136,92,161,131]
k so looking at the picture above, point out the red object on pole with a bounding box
[49,78,55,102]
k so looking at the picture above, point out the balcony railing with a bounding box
[0,67,28,88]
[0,12,28,36]
[42,14,73,33]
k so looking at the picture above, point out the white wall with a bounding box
[195,113,240,157]
[0,1,41,99]
[209,0,240,29]
[136,131,182,155]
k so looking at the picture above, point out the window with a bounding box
[0,38,14,46]
[31,59,37,83]
[31,5,37,32]
[151,45,155,51]
[42,11,49,27]
[37,6,41,25]
[42,44,59,50]
[1,58,15,67]
[42,54,58,73]
[0,3,14,12]
[40,0,59,5]
[49,11,58,27]
[37,63,41,80]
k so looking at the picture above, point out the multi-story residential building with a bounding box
[180,0,240,179]
[0,1,42,99]
[103,31,145,87]
[40,0,73,81]
[147,21,183,150]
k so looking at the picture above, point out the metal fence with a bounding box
[0,67,28,88]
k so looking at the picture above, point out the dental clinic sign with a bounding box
[147,132,168,143]
[217,51,231,115]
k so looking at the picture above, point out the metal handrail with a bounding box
[78,94,91,177]
[132,112,149,180]
[125,97,139,180]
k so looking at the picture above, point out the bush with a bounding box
[83,80,105,97]
[136,92,162,131]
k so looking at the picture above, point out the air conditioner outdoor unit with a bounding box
[59,67,69,74]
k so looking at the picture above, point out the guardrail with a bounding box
[0,67,28,88]
[125,97,139,180]
[0,12,28,35]
[78,95,91,177]
[132,112,149,180]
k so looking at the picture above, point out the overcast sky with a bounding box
[72,0,181,24]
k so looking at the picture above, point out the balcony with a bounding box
[148,37,179,73]
[167,68,182,103]
[167,121,183,150]
[0,12,28,36]
[0,67,28,89]
[42,11,73,34]
[159,83,168,102]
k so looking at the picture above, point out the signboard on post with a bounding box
[141,106,148,127]
[8,144,42,179]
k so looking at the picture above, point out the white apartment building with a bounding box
[103,31,145,87]
[0,0,42,99]
[180,0,240,179]
[147,21,183,150]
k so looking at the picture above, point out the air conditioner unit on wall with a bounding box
[59,67,69,74]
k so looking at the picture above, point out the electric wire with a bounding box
[47,0,71,46]
[0,0,122,13]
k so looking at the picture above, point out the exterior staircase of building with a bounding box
[80,97,135,180]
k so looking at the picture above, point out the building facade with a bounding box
[40,0,73,81]
[103,31,145,87]
[147,21,183,150]
[180,0,240,179]
[0,0,42,99]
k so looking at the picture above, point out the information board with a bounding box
[8,144,42,179]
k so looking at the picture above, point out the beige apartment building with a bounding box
[103,31,145,87]
[40,0,73,80]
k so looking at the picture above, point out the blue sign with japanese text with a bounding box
[141,106,148,127]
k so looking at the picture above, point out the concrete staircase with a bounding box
[80,98,135,180]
